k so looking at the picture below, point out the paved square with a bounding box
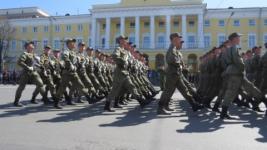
[0,85,266,150]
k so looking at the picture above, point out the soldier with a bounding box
[260,43,267,116]
[94,49,109,93]
[54,38,95,108]
[104,35,150,112]
[76,42,98,101]
[251,46,262,88]
[244,50,253,81]
[85,47,107,97]
[14,42,47,107]
[31,45,57,105]
[220,33,266,119]
[157,33,203,115]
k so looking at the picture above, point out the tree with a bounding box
[0,18,16,74]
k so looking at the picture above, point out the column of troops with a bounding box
[196,33,267,119]
[13,36,159,111]
[12,32,267,120]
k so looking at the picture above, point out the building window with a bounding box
[43,40,48,48]
[173,21,179,27]
[248,34,256,48]
[66,25,71,32]
[43,26,49,32]
[144,22,150,28]
[101,38,105,48]
[54,40,60,49]
[218,35,226,46]
[88,38,92,47]
[21,40,26,49]
[233,20,240,26]
[189,21,195,27]
[204,35,211,48]
[55,25,60,32]
[218,20,225,27]
[116,23,120,29]
[156,35,165,48]
[187,35,196,48]
[89,24,92,31]
[159,21,165,28]
[264,35,267,44]
[249,19,256,26]
[22,27,27,33]
[11,40,16,50]
[77,24,83,32]
[130,22,135,28]
[32,40,38,48]
[77,38,83,45]
[142,36,150,49]
[204,20,210,27]
[33,27,38,32]
[102,24,106,30]
[264,19,267,26]
[129,36,135,44]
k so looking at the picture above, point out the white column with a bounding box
[91,17,96,48]
[96,21,100,48]
[166,15,171,48]
[135,16,140,48]
[182,15,187,49]
[105,17,111,49]
[120,17,125,35]
[198,13,204,48]
[150,15,155,49]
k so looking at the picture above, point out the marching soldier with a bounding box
[76,42,98,101]
[157,33,203,115]
[31,45,57,105]
[220,33,266,119]
[14,42,48,107]
[54,39,96,108]
[104,35,150,112]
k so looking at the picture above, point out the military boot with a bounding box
[104,101,115,112]
[157,104,171,115]
[212,101,221,113]
[220,106,237,120]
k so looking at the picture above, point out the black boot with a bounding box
[30,98,38,104]
[220,106,236,120]
[252,100,264,112]
[212,102,221,113]
[114,99,123,108]
[54,98,62,109]
[66,96,75,105]
[76,97,84,103]
[188,99,204,112]
[13,98,23,107]
[86,95,96,104]
[104,101,115,112]
[157,104,171,115]
[164,102,174,111]
[137,97,151,108]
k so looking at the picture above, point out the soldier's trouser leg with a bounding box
[242,77,263,104]
[31,87,39,101]
[14,73,28,104]
[176,75,198,107]
[222,76,242,107]
[79,73,96,95]
[158,74,177,107]
[32,72,46,97]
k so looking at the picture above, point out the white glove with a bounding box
[28,67,34,71]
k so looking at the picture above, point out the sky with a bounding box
[1,0,267,16]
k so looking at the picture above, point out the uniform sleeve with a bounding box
[112,47,126,65]
[232,48,245,72]
[62,50,73,70]
[166,48,181,67]
[17,53,31,71]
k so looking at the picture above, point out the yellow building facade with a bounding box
[2,0,267,71]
